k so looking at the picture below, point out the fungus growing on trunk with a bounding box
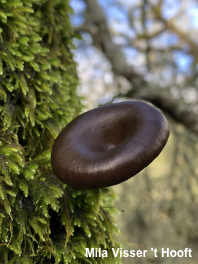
[51,101,170,189]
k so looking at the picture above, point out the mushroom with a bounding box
[51,100,169,189]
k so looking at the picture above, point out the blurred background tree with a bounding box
[70,0,198,263]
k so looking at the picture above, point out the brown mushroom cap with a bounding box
[51,100,170,189]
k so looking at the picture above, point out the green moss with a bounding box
[0,0,120,263]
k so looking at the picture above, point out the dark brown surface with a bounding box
[51,100,170,189]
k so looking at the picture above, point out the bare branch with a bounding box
[78,0,198,134]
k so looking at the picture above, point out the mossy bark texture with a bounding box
[0,0,120,263]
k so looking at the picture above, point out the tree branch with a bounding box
[77,0,198,134]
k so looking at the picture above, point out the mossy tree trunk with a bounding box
[0,0,120,263]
